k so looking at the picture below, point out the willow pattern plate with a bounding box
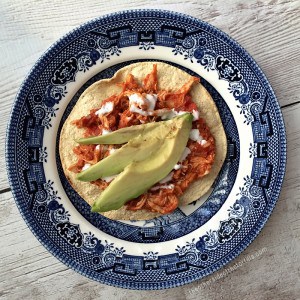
[6,9,286,290]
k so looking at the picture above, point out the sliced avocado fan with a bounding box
[76,136,164,181]
[91,113,193,213]
[76,116,189,182]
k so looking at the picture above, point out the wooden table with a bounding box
[1,1,299,299]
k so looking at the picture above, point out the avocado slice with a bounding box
[91,113,193,213]
[76,122,161,145]
[76,136,164,181]
[76,120,177,181]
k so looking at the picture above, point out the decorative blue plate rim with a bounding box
[6,9,286,290]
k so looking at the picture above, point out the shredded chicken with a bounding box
[68,64,216,214]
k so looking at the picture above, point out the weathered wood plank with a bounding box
[1,103,299,300]
[1,0,299,190]
[1,0,299,299]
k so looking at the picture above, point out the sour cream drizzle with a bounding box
[109,148,116,155]
[102,129,112,135]
[173,163,182,170]
[95,102,114,116]
[189,129,206,144]
[128,93,158,116]
[192,109,199,121]
[102,174,118,182]
[157,108,187,120]
[127,93,201,125]
[151,184,175,191]
[82,163,91,171]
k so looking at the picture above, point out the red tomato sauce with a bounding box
[69,65,215,214]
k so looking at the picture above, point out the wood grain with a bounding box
[1,103,299,300]
[1,0,299,190]
[1,0,299,299]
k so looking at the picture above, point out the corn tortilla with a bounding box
[59,62,227,220]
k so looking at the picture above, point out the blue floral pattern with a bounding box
[216,56,243,82]
[6,9,286,289]
[52,58,78,85]
[39,147,48,162]
[139,41,155,50]
[237,101,262,124]
[43,45,120,109]
[171,36,250,104]
[56,222,83,248]
[183,176,263,253]
[40,181,126,267]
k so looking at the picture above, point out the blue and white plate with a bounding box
[6,10,286,290]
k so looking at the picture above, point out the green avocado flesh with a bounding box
[76,136,164,181]
[76,116,189,182]
[91,113,193,213]
[76,122,161,145]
